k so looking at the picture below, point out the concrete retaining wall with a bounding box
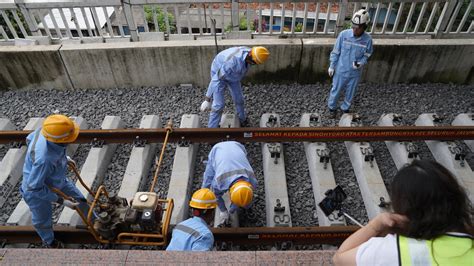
[0,45,72,90]
[0,39,472,90]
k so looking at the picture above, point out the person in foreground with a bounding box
[333,160,473,266]
[166,188,217,251]
[21,114,89,248]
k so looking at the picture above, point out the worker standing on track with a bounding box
[200,46,270,128]
[20,114,89,248]
[327,9,373,117]
[166,188,217,251]
[201,141,257,226]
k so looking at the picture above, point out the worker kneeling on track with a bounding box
[20,114,89,248]
[202,141,257,227]
[166,188,217,251]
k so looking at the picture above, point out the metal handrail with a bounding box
[0,0,472,42]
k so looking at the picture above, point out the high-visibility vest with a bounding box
[397,233,474,266]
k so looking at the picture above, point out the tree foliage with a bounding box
[0,9,29,39]
[143,5,175,33]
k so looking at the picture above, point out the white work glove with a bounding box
[63,199,80,209]
[218,210,229,225]
[200,100,211,112]
[57,198,80,209]
[328,67,334,77]
[352,61,361,70]
[66,156,76,168]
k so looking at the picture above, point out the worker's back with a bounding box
[22,129,68,198]
[166,217,214,251]
[206,141,256,190]
[210,47,250,83]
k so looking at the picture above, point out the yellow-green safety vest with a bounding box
[397,233,474,266]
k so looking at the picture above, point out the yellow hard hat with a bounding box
[230,180,253,208]
[189,188,217,209]
[251,46,270,64]
[41,114,79,143]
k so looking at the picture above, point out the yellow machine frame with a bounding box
[55,121,175,246]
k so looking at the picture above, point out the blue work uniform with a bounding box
[202,141,257,213]
[20,129,88,245]
[328,29,373,112]
[166,217,214,251]
[205,47,251,128]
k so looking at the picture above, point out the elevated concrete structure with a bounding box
[452,113,474,152]
[167,114,200,225]
[378,114,420,169]
[415,113,474,201]
[1,39,472,90]
[0,45,72,90]
[6,117,87,225]
[118,115,161,201]
[339,114,390,220]
[260,113,292,227]
[0,118,43,210]
[300,113,345,227]
[213,114,240,228]
[58,116,123,226]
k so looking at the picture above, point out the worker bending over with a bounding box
[21,114,89,248]
[202,141,257,226]
[166,188,217,251]
[200,46,270,128]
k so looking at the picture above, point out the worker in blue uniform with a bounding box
[200,46,270,128]
[166,188,217,251]
[328,9,373,116]
[202,141,257,226]
[20,114,89,248]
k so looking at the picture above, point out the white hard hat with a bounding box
[352,9,370,25]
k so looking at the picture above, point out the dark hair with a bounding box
[390,160,473,239]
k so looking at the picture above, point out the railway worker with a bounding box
[202,141,257,226]
[327,9,373,117]
[199,46,270,128]
[20,114,89,248]
[166,188,217,251]
[333,160,474,265]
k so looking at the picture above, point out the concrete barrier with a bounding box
[0,45,72,90]
[0,39,472,90]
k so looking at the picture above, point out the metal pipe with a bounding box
[68,162,96,198]
[149,120,173,192]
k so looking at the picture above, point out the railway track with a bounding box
[0,112,472,249]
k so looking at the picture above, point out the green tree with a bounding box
[224,16,255,32]
[0,9,29,39]
[294,23,303,32]
[143,6,175,33]
[455,0,474,32]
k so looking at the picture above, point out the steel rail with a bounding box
[0,126,472,145]
[0,225,358,245]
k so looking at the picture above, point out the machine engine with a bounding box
[93,192,163,240]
